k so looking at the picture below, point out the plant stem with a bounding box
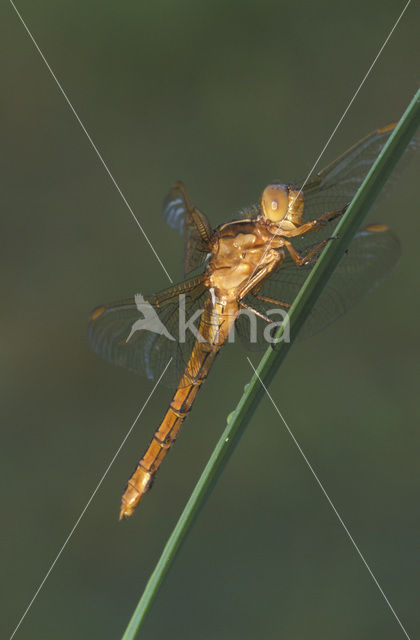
[121,87,420,640]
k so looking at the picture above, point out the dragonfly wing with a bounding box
[163,181,212,276]
[239,123,418,227]
[299,123,400,219]
[270,122,416,257]
[88,275,210,388]
[235,225,400,350]
[237,124,403,224]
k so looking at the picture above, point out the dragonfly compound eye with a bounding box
[260,184,289,222]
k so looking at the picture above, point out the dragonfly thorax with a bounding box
[206,221,285,301]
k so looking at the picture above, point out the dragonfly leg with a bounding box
[239,299,272,323]
[238,257,283,299]
[283,237,335,267]
[252,293,291,309]
[282,206,346,238]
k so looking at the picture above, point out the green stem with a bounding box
[121,87,420,640]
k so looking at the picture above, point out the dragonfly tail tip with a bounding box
[119,503,135,521]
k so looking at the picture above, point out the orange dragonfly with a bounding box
[89,124,401,519]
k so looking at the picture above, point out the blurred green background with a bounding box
[2,1,419,639]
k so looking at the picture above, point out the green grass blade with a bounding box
[121,87,420,640]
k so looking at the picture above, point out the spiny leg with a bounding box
[283,237,336,267]
[281,206,346,238]
[249,281,291,309]
[253,294,291,309]
[239,299,272,323]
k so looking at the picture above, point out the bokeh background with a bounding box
[2,1,419,639]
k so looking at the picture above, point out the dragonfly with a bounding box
[89,123,402,520]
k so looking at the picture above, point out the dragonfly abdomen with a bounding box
[119,299,238,519]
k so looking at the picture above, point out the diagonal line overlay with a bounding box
[244,0,412,293]
[9,0,173,283]
[9,360,172,640]
[248,358,412,640]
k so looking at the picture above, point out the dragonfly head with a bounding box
[260,184,304,229]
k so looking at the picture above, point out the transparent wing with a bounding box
[299,123,398,219]
[238,123,405,225]
[163,181,212,276]
[235,225,400,350]
[88,275,210,388]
